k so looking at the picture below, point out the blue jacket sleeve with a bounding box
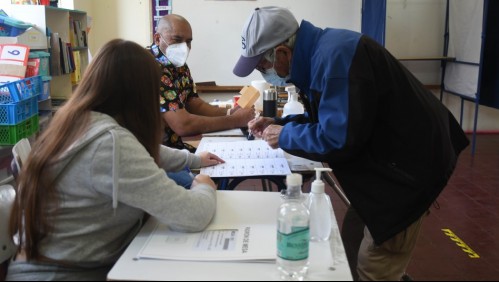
[279,61,378,163]
[278,76,350,155]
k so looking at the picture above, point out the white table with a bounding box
[107,191,352,281]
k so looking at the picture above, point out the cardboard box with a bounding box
[0,27,48,50]
[0,64,26,78]
[237,85,260,109]
[0,43,30,81]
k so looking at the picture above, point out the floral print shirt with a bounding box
[150,44,198,153]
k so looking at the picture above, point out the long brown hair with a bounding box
[9,39,162,260]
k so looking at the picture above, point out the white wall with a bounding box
[72,0,152,57]
[1,0,497,131]
[385,0,447,85]
[371,0,498,132]
[171,0,362,86]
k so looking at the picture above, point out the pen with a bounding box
[247,110,260,140]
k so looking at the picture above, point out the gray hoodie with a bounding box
[7,112,216,281]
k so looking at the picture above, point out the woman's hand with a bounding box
[198,151,224,167]
[192,174,217,190]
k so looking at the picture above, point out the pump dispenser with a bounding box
[307,168,333,242]
[282,85,304,117]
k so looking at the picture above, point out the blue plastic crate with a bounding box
[0,13,32,37]
[0,95,38,125]
[0,76,42,104]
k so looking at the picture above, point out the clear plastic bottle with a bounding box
[307,168,333,242]
[277,173,310,281]
[282,86,304,117]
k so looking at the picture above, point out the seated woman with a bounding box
[6,39,223,281]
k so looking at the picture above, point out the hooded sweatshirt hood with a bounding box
[49,112,123,208]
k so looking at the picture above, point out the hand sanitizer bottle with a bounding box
[277,173,310,281]
[307,168,333,242]
[282,85,304,117]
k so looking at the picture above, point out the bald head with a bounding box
[156,14,190,33]
[154,14,193,49]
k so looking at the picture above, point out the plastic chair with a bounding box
[12,138,31,175]
[0,184,16,279]
[2,138,31,280]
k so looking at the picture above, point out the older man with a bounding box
[150,14,255,188]
[235,6,469,281]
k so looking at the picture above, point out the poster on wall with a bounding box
[151,0,171,33]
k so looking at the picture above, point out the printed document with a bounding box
[196,140,291,177]
[137,223,275,262]
[136,191,280,262]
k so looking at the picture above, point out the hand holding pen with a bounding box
[247,112,275,140]
[247,110,260,140]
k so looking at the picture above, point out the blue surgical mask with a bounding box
[261,67,290,87]
[260,48,291,86]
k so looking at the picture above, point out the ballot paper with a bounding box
[196,140,291,177]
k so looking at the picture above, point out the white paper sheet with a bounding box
[136,191,282,262]
[202,128,244,137]
[137,223,276,262]
[196,140,291,177]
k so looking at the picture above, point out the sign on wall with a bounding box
[151,0,171,33]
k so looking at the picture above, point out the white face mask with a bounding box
[160,35,190,67]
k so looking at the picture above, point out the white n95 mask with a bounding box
[166,42,190,67]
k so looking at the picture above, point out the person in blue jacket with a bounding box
[234,6,469,281]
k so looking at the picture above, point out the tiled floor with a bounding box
[236,133,499,281]
[403,133,499,281]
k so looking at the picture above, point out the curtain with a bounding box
[479,0,499,109]
[361,0,386,46]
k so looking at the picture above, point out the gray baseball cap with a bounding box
[233,6,299,77]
